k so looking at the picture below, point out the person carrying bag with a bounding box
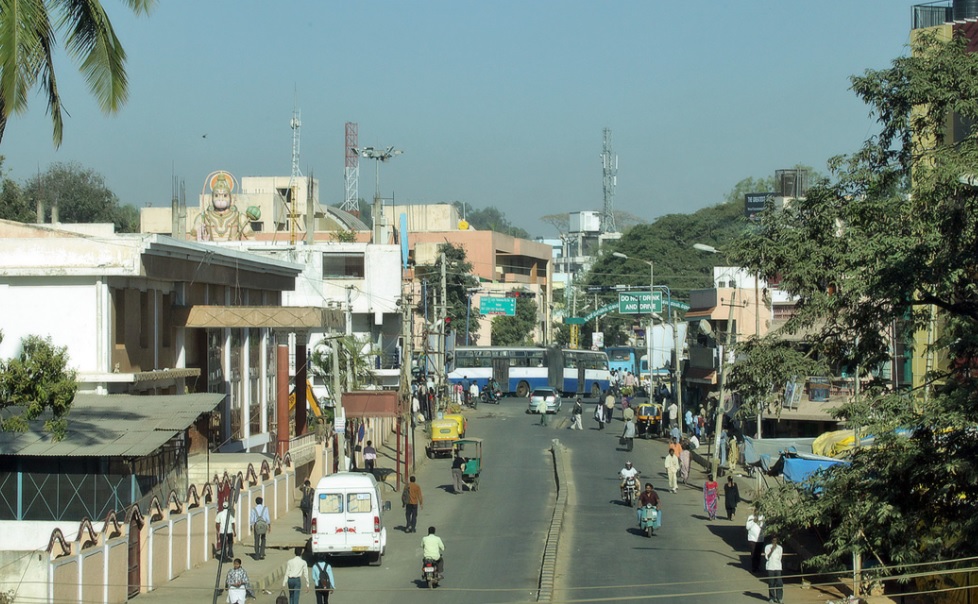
[312,558,335,603]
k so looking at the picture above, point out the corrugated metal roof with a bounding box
[0,392,224,457]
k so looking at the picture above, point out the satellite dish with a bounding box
[698,320,713,335]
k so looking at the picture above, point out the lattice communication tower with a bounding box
[342,122,360,212]
[601,127,618,233]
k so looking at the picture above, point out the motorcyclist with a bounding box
[619,461,640,497]
[421,526,445,579]
[468,381,479,407]
[637,482,662,527]
[487,377,500,401]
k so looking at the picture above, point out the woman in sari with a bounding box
[678,447,691,485]
[703,474,720,520]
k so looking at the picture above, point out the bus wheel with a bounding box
[590,383,601,398]
[516,381,530,398]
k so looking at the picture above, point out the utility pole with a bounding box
[345,287,354,393]
[712,290,737,479]
[398,280,412,488]
[439,252,448,397]
[332,333,344,472]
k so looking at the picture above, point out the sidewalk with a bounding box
[686,438,896,604]
[137,423,430,603]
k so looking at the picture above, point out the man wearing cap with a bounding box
[215,500,236,561]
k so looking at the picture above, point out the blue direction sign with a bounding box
[480,296,516,316]
[618,291,662,314]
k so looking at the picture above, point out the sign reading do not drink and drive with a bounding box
[618,291,662,314]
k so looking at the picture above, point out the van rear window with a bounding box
[318,493,343,513]
[347,492,373,513]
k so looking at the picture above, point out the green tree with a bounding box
[414,243,481,345]
[309,335,377,396]
[0,333,77,440]
[0,0,155,147]
[731,31,978,577]
[456,203,531,239]
[491,294,538,346]
[24,162,138,231]
[0,158,32,222]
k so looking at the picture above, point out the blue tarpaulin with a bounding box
[782,452,848,483]
[743,436,816,472]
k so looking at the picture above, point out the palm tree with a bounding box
[0,0,154,147]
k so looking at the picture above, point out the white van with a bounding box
[309,472,390,565]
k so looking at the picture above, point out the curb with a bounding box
[538,438,568,602]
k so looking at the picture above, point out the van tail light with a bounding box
[374,516,380,533]
[311,518,317,534]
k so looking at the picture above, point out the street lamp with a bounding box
[612,252,684,433]
[352,145,404,201]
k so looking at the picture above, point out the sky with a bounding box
[2,0,927,238]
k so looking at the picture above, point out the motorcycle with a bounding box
[480,385,501,405]
[422,558,440,589]
[621,476,638,507]
[638,503,660,537]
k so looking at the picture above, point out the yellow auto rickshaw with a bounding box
[636,403,662,439]
[426,418,461,458]
[443,412,467,438]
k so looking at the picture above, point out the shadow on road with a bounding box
[706,522,746,552]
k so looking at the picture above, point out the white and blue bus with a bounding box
[605,346,640,376]
[448,346,610,398]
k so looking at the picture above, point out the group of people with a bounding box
[217,492,336,604]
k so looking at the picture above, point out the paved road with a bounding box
[553,399,774,603]
[333,396,562,603]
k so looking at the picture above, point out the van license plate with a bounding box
[352,546,368,552]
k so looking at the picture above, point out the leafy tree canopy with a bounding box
[0,157,33,222]
[0,0,155,147]
[456,203,531,239]
[414,243,481,345]
[732,31,978,576]
[0,332,77,440]
[491,294,538,346]
[23,162,139,232]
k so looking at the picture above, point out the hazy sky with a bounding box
[2,0,924,237]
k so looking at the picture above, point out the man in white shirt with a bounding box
[215,501,236,561]
[667,401,679,429]
[618,460,640,495]
[746,509,765,572]
[249,496,270,560]
[764,535,783,603]
[282,547,309,604]
[421,526,446,578]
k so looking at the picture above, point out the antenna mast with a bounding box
[601,127,618,233]
[342,122,360,213]
[287,99,303,245]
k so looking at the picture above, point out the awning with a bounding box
[173,305,344,329]
[341,391,399,418]
[684,308,717,319]
[684,367,717,384]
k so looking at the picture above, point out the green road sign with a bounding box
[618,291,662,314]
[564,317,586,325]
[480,296,516,316]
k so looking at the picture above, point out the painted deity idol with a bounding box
[190,170,255,241]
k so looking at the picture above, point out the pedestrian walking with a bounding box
[747,509,765,573]
[703,474,719,520]
[451,451,467,494]
[724,476,741,520]
[604,391,616,424]
[363,440,377,475]
[282,547,310,604]
[311,558,335,604]
[536,395,549,426]
[224,558,250,604]
[667,400,679,429]
[664,449,680,493]
[765,535,784,603]
[299,480,315,534]
[249,496,270,560]
[685,409,695,434]
[620,416,636,452]
[215,500,236,561]
[679,446,691,485]
[594,402,606,429]
[570,398,584,430]
[401,475,423,532]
